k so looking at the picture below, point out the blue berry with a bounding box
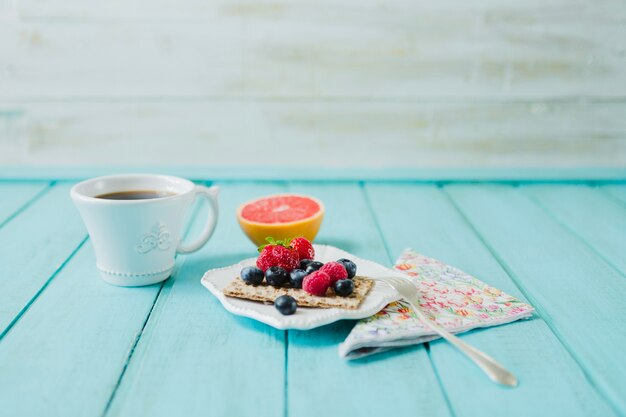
[334,279,354,297]
[337,258,357,279]
[305,261,324,275]
[289,269,307,289]
[240,266,264,285]
[265,266,288,287]
[274,295,297,315]
[299,259,314,270]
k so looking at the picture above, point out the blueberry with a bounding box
[305,261,324,275]
[265,266,288,287]
[299,259,314,270]
[289,269,307,289]
[274,295,297,315]
[337,258,357,279]
[334,279,354,297]
[240,266,264,285]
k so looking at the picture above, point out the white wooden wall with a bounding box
[1,0,625,168]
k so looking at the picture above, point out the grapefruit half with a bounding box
[236,194,325,246]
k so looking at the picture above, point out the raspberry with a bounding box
[319,262,348,285]
[291,237,315,261]
[257,243,299,273]
[302,271,331,296]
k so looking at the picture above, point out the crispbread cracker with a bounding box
[223,276,374,310]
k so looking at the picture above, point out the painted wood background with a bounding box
[1,0,625,167]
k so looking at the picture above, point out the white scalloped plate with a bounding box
[201,244,401,330]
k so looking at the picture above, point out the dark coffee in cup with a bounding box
[95,190,176,200]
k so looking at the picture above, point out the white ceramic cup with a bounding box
[70,174,219,287]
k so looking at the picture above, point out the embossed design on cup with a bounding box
[136,222,171,254]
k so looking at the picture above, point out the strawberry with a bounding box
[290,237,315,261]
[256,237,299,273]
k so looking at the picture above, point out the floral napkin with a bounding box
[339,249,534,359]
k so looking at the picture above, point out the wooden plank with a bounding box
[1,168,626,183]
[602,185,626,205]
[106,182,286,417]
[0,0,16,19]
[444,184,626,412]
[0,181,50,227]
[20,0,617,21]
[15,0,626,27]
[0,243,162,417]
[0,182,87,336]
[2,1,626,100]
[0,187,208,416]
[285,182,452,417]
[524,185,626,274]
[365,183,617,417]
[1,100,625,168]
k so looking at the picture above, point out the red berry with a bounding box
[319,261,348,285]
[257,244,299,273]
[302,271,331,296]
[291,237,315,261]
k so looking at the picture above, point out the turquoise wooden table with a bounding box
[1,170,626,417]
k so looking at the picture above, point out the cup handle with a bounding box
[176,185,219,254]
